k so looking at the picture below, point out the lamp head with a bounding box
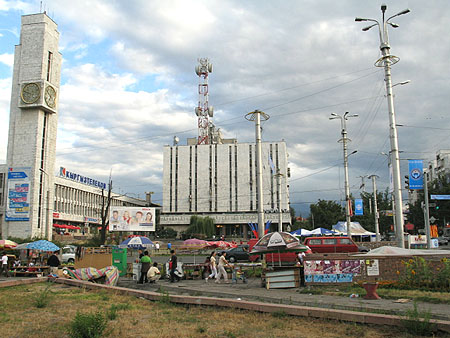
[398,8,410,16]
[355,17,367,22]
[381,4,387,12]
[362,24,377,31]
[389,22,399,28]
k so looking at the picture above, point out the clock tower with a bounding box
[3,13,61,240]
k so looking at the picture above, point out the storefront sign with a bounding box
[59,167,107,189]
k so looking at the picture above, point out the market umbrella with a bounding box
[181,238,209,264]
[250,232,309,266]
[0,240,18,249]
[206,241,237,249]
[13,242,30,250]
[119,236,153,250]
[182,238,208,250]
[26,240,60,252]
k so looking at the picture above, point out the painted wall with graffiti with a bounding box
[304,259,361,283]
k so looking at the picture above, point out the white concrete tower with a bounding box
[3,13,61,240]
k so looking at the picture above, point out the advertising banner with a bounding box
[355,199,363,216]
[6,167,31,221]
[109,207,156,232]
[408,160,424,190]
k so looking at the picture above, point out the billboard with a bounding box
[6,167,31,221]
[109,207,155,232]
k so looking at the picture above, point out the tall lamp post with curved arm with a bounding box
[330,112,358,238]
[355,4,410,248]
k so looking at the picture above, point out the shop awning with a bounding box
[53,224,81,230]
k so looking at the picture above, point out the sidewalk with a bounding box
[118,277,450,321]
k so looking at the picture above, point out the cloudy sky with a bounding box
[0,0,449,215]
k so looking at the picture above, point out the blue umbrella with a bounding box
[119,236,153,250]
[27,240,60,252]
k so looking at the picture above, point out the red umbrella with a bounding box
[206,241,238,249]
[0,240,18,249]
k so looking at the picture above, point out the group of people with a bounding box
[138,250,161,284]
[205,251,232,283]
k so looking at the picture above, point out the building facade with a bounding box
[2,13,61,239]
[161,141,291,236]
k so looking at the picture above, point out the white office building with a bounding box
[161,140,291,237]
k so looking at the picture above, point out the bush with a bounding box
[33,283,53,308]
[68,311,107,338]
[399,257,450,290]
[402,301,436,336]
[155,227,178,239]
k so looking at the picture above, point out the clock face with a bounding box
[21,83,41,104]
[44,85,57,108]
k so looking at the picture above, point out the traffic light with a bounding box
[404,175,409,190]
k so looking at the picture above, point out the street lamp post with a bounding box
[246,110,270,238]
[330,112,358,238]
[356,4,410,248]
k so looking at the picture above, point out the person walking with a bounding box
[169,250,179,283]
[205,251,217,282]
[138,251,152,284]
[47,251,60,275]
[1,252,9,278]
[216,251,230,283]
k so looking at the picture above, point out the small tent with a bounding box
[332,221,376,240]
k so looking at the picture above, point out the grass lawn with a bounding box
[297,284,450,304]
[0,282,439,337]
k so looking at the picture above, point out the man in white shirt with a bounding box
[147,262,161,283]
[1,253,9,278]
[216,252,230,283]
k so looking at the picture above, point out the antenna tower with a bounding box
[195,58,213,144]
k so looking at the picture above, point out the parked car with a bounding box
[304,236,369,253]
[221,245,259,263]
[60,245,76,263]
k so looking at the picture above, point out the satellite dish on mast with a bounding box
[173,136,179,146]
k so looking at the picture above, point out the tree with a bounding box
[406,174,450,231]
[99,176,113,245]
[352,189,393,235]
[289,207,296,225]
[309,200,343,229]
[185,215,215,238]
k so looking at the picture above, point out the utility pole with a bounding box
[356,4,410,248]
[246,110,270,238]
[330,112,358,238]
[369,175,380,241]
[423,171,431,249]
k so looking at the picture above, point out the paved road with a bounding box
[118,276,450,322]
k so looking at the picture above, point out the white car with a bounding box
[61,245,76,263]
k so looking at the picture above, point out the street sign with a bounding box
[431,195,450,200]
[429,216,437,223]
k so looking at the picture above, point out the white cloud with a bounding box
[0,53,13,67]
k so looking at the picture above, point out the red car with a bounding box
[304,236,369,253]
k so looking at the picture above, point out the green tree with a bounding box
[406,174,450,231]
[352,189,393,235]
[185,215,215,238]
[309,200,343,229]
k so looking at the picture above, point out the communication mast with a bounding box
[195,58,213,145]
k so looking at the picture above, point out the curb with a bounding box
[1,277,449,333]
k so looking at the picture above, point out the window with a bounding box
[308,239,322,245]
[47,51,53,81]
[340,238,352,245]
[323,239,337,245]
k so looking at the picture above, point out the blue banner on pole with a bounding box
[408,160,424,190]
[355,199,363,216]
